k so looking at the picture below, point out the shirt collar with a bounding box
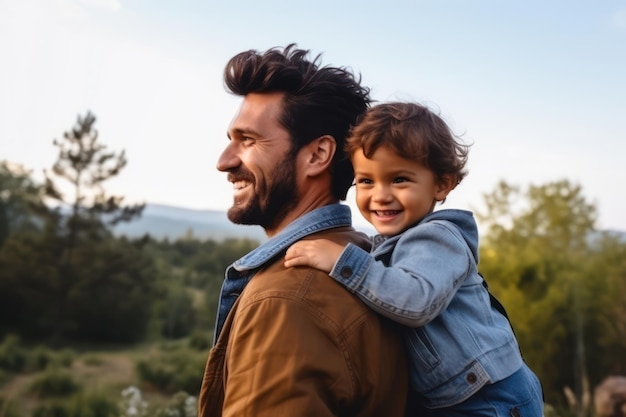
[232,204,352,271]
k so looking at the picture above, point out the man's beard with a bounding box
[227,155,299,231]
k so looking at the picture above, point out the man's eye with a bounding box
[241,136,255,145]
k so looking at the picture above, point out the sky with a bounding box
[1,0,625,232]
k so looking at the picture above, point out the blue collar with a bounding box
[232,204,352,271]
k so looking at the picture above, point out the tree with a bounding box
[0,161,43,247]
[476,179,625,412]
[0,162,46,334]
[0,112,153,345]
[45,112,147,344]
[45,111,144,226]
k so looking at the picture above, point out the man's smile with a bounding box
[233,180,252,191]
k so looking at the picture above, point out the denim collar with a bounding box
[231,203,352,272]
[213,204,353,342]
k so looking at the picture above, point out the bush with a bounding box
[32,403,70,417]
[69,393,119,417]
[55,348,76,368]
[188,331,211,351]
[135,347,206,394]
[0,334,26,372]
[0,369,11,387]
[155,391,197,417]
[0,396,21,417]
[28,345,54,371]
[30,393,119,417]
[118,386,197,417]
[82,353,104,366]
[29,370,81,398]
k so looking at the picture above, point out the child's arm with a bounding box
[285,223,474,329]
[284,239,345,272]
[329,222,474,328]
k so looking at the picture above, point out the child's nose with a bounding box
[372,185,393,203]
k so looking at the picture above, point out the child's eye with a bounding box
[356,178,373,184]
[393,177,409,183]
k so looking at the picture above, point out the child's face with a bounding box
[352,146,451,236]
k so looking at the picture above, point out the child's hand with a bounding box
[284,239,344,273]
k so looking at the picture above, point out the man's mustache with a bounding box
[227,169,254,183]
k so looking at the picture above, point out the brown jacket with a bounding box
[198,228,408,417]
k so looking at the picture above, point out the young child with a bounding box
[284,102,543,416]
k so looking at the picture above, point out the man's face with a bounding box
[217,92,299,231]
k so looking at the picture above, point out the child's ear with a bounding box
[435,175,457,201]
[302,135,336,177]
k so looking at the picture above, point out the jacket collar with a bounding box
[232,204,352,272]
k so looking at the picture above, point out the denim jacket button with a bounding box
[466,372,477,383]
[340,267,353,278]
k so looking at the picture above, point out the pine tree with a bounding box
[46,112,147,344]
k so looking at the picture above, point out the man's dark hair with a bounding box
[224,43,371,200]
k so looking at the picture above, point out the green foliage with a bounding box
[155,391,197,417]
[0,396,21,417]
[28,345,55,372]
[583,233,626,375]
[41,112,146,345]
[29,370,81,398]
[31,392,119,417]
[62,238,157,343]
[0,335,26,373]
[0,160,44,248]
[157,286,197,339]
[135,345,206,395]
[0,370,11,388]
[67,393,119,417]
[477,179,626,410]
[144,236,258,338]
[188,331,211,351]
[55,349,76,368]
[45,112,144,226]
[32,404,71,417]
[82,354,104,366]
[0,113,158,345]
[0,336,76,379]
[0,162,46,336]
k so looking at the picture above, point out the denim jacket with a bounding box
[330,209,524,408]
[213,203,356,342]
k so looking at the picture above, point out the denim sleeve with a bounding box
[330,222,473,327]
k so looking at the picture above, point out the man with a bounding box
[198,44,408,417]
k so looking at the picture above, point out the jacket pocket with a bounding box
[405,328,441,372]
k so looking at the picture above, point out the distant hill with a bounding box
[113,203,267,242]
[112,203,626,244]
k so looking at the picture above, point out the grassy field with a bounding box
[0,339,209,417]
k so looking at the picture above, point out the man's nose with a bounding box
[216,143,240,172]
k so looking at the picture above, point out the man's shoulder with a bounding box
[311,226,371,251]
[243,254,367,312]
[239,262,402,349]
[239,227,376,324]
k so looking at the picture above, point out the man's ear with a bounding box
[435,174,457,201]
[302,135,336,177]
